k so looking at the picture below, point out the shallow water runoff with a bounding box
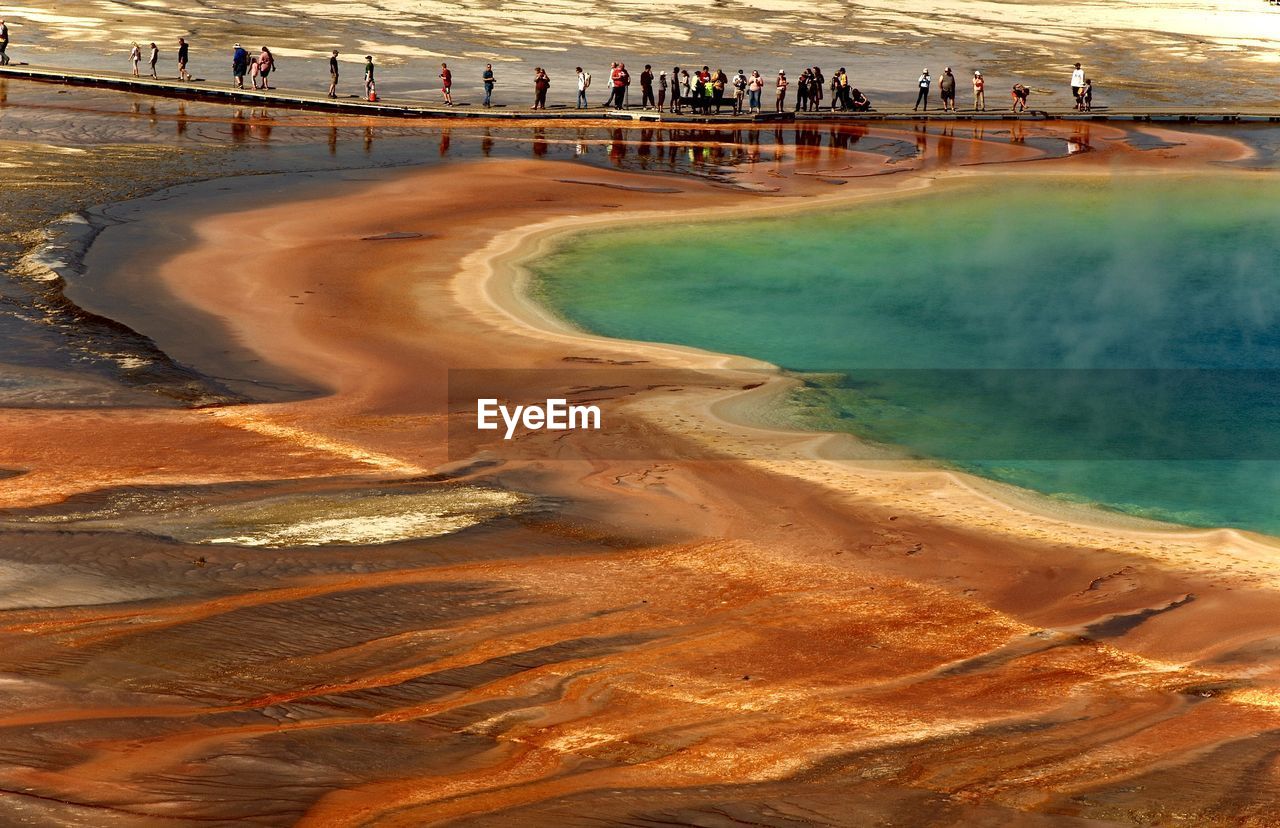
[535,174,1280,536]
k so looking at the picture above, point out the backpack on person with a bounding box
[582,72,591,89]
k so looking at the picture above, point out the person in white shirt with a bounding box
[575,66,590,108]
[1070,63,1085,108]
[746,70,763,113]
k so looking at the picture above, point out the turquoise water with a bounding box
[533,175,1280,535]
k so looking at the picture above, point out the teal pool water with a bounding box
[532,175,1280,535]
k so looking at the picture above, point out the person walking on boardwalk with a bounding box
[914,68,930,111]
[1070,62,1085,108]
[148,42,159,78]
[482,64,495,107]
[602,62,617,106]
[939,66,956,111]
[972,70,985,111]
[363,55,376,100]
[533,66,550,110]
[439,62,453,105]
[1079,78,1093,112]
[732,69,747,114]
[1011,82,1030,112]
[0,20,10,67]
[678,69,692,113]
[747,69,763,114]
[640,64,655,109]
[658,69,668,111]
[130,42,142,76]
[232,43,248,88]
[258,47,275,89]
[775,70,788,113]
[177,37,191,82]
[327,50,339,97]
[575,66,589,108]
[713,68,727,114]
[671,65,681,112]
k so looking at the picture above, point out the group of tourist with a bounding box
[229,44,277,90]
[302,50,1097,115]
[911,64,1093,112]
[563,63,873,116]
[326,51,377,100]
[7,31,1096,114]
[129,42,157,78]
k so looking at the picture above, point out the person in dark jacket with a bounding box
[794,68,810,112]
[1011,82,1030,112]
[482,63,496,107]
[640,65,654,108]
[364,55,376,100]
[232,43,249,88]
[533,67,550,109]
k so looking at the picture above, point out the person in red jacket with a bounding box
[440,62,453,105]
[610,62,627,108]
[533,67,550,109]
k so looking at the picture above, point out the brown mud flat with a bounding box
[1,123,1279,826]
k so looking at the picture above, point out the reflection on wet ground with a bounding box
[0,83,1133,412]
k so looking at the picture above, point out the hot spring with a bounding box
[533,174,1280,535]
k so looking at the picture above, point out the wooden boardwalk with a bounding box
[4,64,1280,125]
